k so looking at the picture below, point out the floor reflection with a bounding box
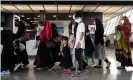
[1,49,133,80]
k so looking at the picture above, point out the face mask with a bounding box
[121,20,124,24]
[75,18,81,23]
[94,21,96,25]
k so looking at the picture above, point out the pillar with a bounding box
[40,10,45,21]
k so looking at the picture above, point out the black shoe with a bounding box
[71,67,76,71]
[117,66,125,69]
[106,62,111,69]
[94,65,102,68]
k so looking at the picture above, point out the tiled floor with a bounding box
[1,49,133,80]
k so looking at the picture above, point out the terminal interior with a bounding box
[1,1,133,80]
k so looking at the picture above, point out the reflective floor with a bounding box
[1,49,133,80]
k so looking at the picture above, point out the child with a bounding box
[59,36,73,74]
[68,33,76,69]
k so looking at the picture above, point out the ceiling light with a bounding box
[27,18,30,20]
[38,15,40,17]
[30,21,33,22]
[53,15,56,17]
[34,21,38,22]
[68,15,72,17]
[34,18,38,19]
[21,15,25,17]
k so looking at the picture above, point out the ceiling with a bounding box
[1,2,133,21]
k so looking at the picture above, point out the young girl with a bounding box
[59,36,73,74]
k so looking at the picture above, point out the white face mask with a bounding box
[121,20,124,24]
[94,22,96,25]
[75,18,81,23]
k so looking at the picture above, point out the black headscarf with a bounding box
[1,30,14,56]
[94,18,104,45]
[51,23,59,40]
[16,21,26,39]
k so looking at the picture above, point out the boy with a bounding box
[73,11,89,76]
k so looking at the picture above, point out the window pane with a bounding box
[104,20,111,35]
[111,16,119,34]
[106,18,114,35]
[122,13,126,16]
[131,9,133,16]
[129,16,133,23]
[126,10,132,17]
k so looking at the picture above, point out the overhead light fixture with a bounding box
[53,15,56,17]
[38,15,40,17]
[68,15,72,18]
[34,21,38,22]
[21,15,25,17]
[34,18,38,19]
[27,18,30,20]
[30,21,33,22]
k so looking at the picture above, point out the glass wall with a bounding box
[104,9,133,36]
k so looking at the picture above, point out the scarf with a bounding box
[40,20,52,41]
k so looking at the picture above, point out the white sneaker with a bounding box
[4,70,10,75]
[14,63,21,71]
[1,70,10,76]
[48,65,55,71]
[0,71,6,75]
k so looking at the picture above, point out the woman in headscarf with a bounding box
[15,21,29,67]
[50,23,61,62]
[33,21,55,71]
[94,18,111,69]
[115,16,132,69]
[1,29,15,75]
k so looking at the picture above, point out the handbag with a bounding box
[19,32,30,41]
[46,42,55,48]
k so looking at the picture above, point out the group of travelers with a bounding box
[1,11,132,76]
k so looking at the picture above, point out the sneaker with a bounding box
[4,70,10,75]
[14,63,21,71]
[0,71,6,75]
[66,69,72,74]
[106,62,111,69]
[117,66,125,69]
[67,71,72,74]
[72,71,82,77]
[1,70,10,76]
[63,69,67,72]
[48,65,55,71]
[94,65,102,68]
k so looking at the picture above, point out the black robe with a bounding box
[1,30,15,72]
[61,45,72,69]
[15,21,29,65]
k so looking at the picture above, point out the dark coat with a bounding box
[94,18,104,45]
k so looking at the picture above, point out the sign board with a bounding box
[57,27,64,34]
[88,25,96,34]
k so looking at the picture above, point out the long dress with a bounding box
[1,30,15,72]
[61,45,73,69]
[16,21,29,65]
[115,21,132,66]
[34,41,54,68]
